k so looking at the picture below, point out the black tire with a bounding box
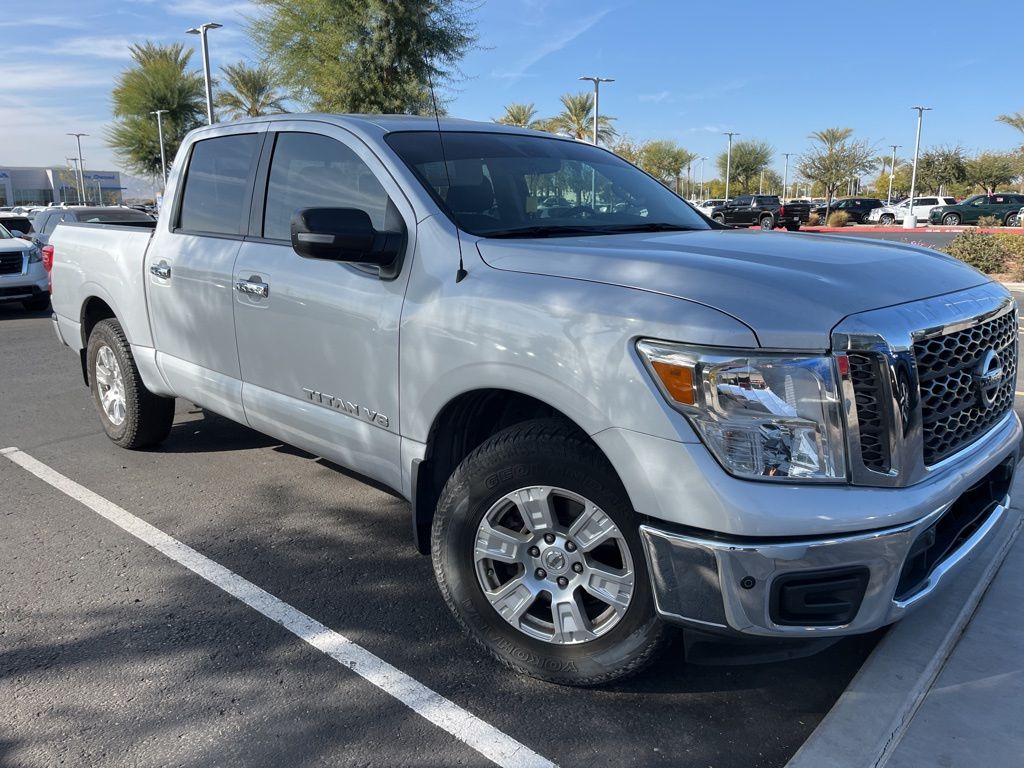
[879,214,895,226]
[22,295,50,312]
[785,223,800,232]
[712,214,726,226]
[86,318,175,449]
[759,215,775,230]
[431,417,666,686]
[942,213,961,226]
[1004,212,1018,227]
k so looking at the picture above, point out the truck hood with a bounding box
[0,238,30,254]
[476,229,990,349]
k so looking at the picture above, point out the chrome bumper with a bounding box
[641,459,1019,637]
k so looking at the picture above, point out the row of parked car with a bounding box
[692,194,1024,227]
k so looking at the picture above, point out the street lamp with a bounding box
[723,132,739,201]
[905,107,931,229]
[66,157,81,204]
[699,156,707,200]
[186,22,222,125]
[150,109,170,187]
[67,132,87,203]
[887,144,901,205]
[577,75,614,146]
[782,153,792,203]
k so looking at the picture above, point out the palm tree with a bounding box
[495,103,542,129]
[216,62,288,119]
[996,112,1024,137]
[546,92,615,144]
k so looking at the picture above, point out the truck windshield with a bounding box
[0,224,11,239]
[385,131,709,238]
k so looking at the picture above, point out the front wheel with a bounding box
[942,213,961,226]
[1005,212,1019,227]
[879,214,895,226]
[712,214,726,226]
[431,418,666,686]
[87,318,175,449]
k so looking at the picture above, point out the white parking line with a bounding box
[1,446,557,768]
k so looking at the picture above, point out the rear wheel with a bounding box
[759,215,775,230]
[431,417,666,686]
[942,213,961,226]
[785,223,800,232]
[87,318,175,449]
[712,214,725,226]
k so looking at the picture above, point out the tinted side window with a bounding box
[178,133,260,235]
[263,132,390,241]
[919,198,937,206]
[732,196,752,206]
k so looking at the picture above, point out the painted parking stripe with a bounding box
[1,447,557,768]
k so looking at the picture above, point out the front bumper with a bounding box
[0,259,48,303]
[640,449,1019,637]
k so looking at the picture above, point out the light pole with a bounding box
[67,133,87,203]
[905,107,931,229]
[578,75,614,146]
[699,156,707,200]
[186,22,222,125]
[887,144,900,205]
[66,158,81,204]
[150,109,170,187]
[782,153,792,203]
[723,132,739,201]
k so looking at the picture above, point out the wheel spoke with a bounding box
[551,594,596,643]
[583,562,634,615]
[94,366,112,388]
[474,520,527,564]
[486,576,537,624]
[510,487,556,535]
[568,502,617,552]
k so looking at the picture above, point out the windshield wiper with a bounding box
[481,225,603,239]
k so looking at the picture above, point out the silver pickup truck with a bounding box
[49,114,1021,686]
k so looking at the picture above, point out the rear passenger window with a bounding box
[263,132,390,241]
[178,133,260,235]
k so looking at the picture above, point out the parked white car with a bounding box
[694,199,727,217]
[868,197,957,225]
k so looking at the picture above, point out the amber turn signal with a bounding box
[650,360,696,405]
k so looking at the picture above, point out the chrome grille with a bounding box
[914,309,1017,465]
[848,353,889,472]
[0,252,24,275]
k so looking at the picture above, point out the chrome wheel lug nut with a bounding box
[535,568,547,579]
[543,533,556,544]
[557,576,569,588]
[572,562,583,573]
[565,540,576,552]
[528,546,540,557]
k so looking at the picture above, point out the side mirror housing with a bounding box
[290,207,404,279]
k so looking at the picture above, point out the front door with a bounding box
[146,127,264,422]
[232,123,415,491]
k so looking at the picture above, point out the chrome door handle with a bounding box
[150,263,171,280]
[234,279,269,298]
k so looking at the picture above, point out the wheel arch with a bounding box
[78,295,119,385]
[410,388,627,554]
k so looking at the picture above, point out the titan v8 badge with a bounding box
[301,388,390,428]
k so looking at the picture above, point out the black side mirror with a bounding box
[290,207,405,279]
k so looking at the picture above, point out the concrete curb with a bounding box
[786,488,1024,768]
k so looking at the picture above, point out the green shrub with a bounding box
[942,230,1009,273]
[826,211,850,227]
[976,215,1002,228]
[994,232,1024,280]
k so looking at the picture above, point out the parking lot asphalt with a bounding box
[4,292,1019,768]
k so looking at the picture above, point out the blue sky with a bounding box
[2,0,1022,179]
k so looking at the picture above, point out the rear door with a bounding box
[146,124,265,422]
[913,197,937,220]
[231,121,415,491]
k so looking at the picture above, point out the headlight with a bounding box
[637,341,847,481]
[26,246,42,263]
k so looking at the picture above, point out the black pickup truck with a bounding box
[710,195,810,231]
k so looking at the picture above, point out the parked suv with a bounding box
[928,193,1024,227]
[710,195,809,230]
[811,198,884,224]
[0,220,48,310]
[868,197,957,225]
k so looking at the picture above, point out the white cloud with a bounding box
[0,95,119,170]
[51,36,153,61]
[492,9,611,83]
[0,15,85,29]
[638,91,671,103]
[0,64,111,93]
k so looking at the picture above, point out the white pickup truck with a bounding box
[48,115,1021,686]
